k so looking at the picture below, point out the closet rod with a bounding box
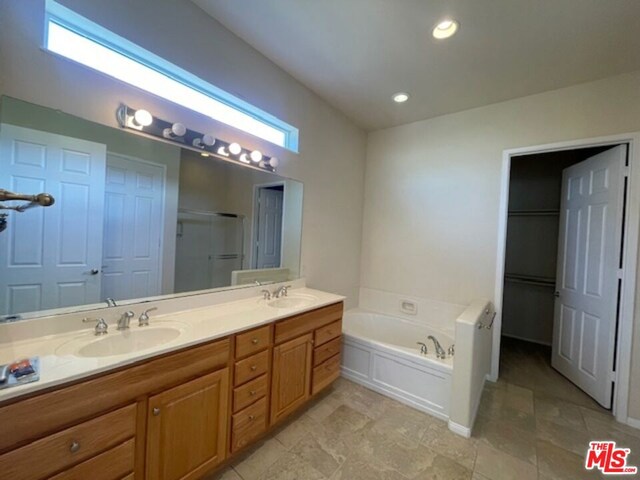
[507,209,560,217]
[178,208,246,219]
[505,274,556,288]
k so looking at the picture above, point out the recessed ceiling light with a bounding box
[392,92,410,103]
[433,19,459,39]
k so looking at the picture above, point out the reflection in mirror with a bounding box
[0,96,303,321]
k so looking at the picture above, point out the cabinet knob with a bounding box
[70,440,80,453]
[251,365,257,371]
[251,338,259,345]
[250,390,257,396]
[248,415,255,421]
[153,407,161,416]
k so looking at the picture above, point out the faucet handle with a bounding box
[139,307,157,327]
[282,285,292,296]
[416,342,428,355]
[261,289,272,300]
[448,344,455,357]
[83,317,108,336]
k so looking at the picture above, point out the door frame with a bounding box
[494,132,640,425]
[251,181,286,269]
[105,152,167,297]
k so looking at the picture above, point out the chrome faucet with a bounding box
[273,285,291,298]
[261,289,272,300]
[416,342,428,355]
[427,335,446,359]
[117,311,135,330]
[105,297,117,307]
[138,307,157,327]
[83,317,109,335]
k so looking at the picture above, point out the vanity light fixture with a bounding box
[163,122,187,140]
[432,19,459,39]
[392,92,410,103]
[116,104,278,172]
[250,150,263,163]
[228,142,242,155]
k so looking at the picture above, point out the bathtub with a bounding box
[341,309,455,419]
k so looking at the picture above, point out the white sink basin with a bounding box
[56,323,187,358]
[268,294,318,309]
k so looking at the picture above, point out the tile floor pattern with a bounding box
[206,337,640,480]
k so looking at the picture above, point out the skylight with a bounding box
[44,1,298,151]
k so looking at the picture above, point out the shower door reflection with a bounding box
[175,209,245,293]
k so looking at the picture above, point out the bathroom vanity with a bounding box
[0,292,343,480]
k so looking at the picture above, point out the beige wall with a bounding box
[0,0,367,307]
[362,71,640,418]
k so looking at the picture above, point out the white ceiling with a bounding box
[193,0,640,131]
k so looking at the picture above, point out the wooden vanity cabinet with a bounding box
[146,369,229,480]
[270,333,313,423]
[0,301,344,480]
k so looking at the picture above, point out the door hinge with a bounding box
[617,268,624,280]
[610,370,618,383]
[624,166,631,177]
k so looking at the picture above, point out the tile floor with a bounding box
[207,337,640,480]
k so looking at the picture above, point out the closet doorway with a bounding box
[495,133,640,423]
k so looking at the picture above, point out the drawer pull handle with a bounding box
[70,441,80,453]
[251,338,259,345]
[153,407,161,416]
[251,365,257,371]
[250,390,257,396]
[248,415,255,421]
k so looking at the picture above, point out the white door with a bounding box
[102,154,165,301]
[255,187,283,269]
[552,145,626,408]
[0,124,106,316]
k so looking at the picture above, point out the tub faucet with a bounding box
[427,336,446,360]
[105,297,117,307]
[416,342,428,355]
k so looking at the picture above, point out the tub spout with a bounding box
[427,335,446,360]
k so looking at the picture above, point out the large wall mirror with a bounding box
[0,96,303,321]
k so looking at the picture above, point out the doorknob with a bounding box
[85,268,100,275]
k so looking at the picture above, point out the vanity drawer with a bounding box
[49,438,135,480]
[312,354,341,395]
[235,325,271,359]
[314,336,342,367]
[231,397,268,452]
[314,319,342,347]
[0,403,136,480]
[233,374,268,413]
[234,349,269,386]
[274,302,343,344]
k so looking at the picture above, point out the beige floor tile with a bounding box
[320,404,372,438]
[535,418,593,456]
[329,451,406,480]
[202,467,243,480]
[536,439,602,480]
[504,384,534,414]
[256,452,326,480]
[274,413,319,449]
[412,454,472,479]
[232,438,288,480]
[290,433,345,477]
[474,443,537,480]
[473,415,537,464]
[533,391,587,431]
[420,420,478,470]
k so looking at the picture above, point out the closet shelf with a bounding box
[504,273,556,288]
[508,209,560,217]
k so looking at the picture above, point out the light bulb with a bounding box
[229,143,242,155]
[163,122,186,139]
[250,150,263,163]
[269,157,279,168]
[193,134,215,148]
[217,146,229,157]
[133,109,153,127]
[239,153,251,164]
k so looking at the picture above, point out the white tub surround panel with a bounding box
[0,283,344,402]
[449,299,495,438]
[358,288,466,338]
[342,309,454,420]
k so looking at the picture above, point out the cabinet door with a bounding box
[146,369,229,480]
[270,333,313,423]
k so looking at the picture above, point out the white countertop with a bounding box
[0,287,344,403]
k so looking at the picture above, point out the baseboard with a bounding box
[626,417,640,429]
[448,420,471,438]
